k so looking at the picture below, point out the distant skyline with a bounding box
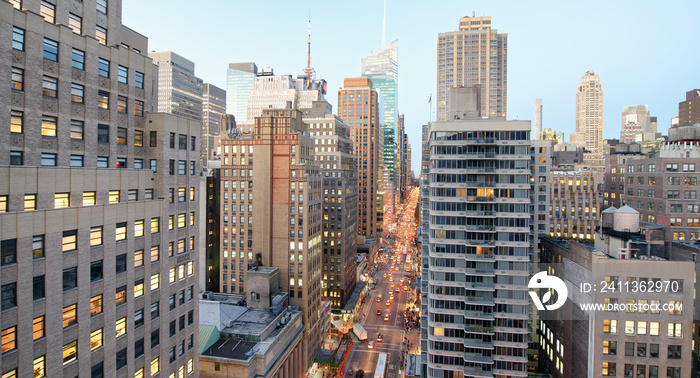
[123,0,700,174]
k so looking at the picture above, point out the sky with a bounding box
[122,0,700,175]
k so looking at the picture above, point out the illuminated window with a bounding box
[62,230,77,252]
[187,261,194,276]
[151,246,160,262]
[151,274,160,290]
[109,190,120,204]
[178,213,186,228]
[134,219,144,237]
[90,294,102,316]
[151,217,160,233]
[90,329,102,350]
[116,317,126,337]
[33,316,44,340]
[169,268,176,283]
[115,222,126,241]
[1,326,16,353]
[62,304,77,328]
[178,265,185,280]
[134,279,144,297]
[150,357,160,376]
[116,285,126,305]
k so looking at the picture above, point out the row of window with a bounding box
[602,319,683,337]
[601,362,680,378]
[0,189,156,213]
[11,27,144,87]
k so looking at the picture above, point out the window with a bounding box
[151,274,160,290]
[68,12,81,34]
[115,347,127,370]
[43,38,58,61]
[135,337,144,358]
[151,357,160,376]
[117,95,127,113]
[169,268,176,283]
[602,362,616,376]
[150,131,157,147]
[10,151,22,165]
[116,317,126,337]
[668,345,682,359]
[179,160,186,175]
[42,76,57,97]
[135,308,144,328]
[1,326,16,354]
[12,27,24,51]
[32,235,44,258]
[95,25,106,45]
[191,136,196,151]
[135,130,144,146]
[41,153,56,166]
[188,310,193,325]
[97,156,108,168]
[62,230,77,252]
[98,58,110,78]
[10,110,22,133]
[151,218,160,234]
[135,99,144,116]
[68,154,84,167]
[11,67,23,91]
[54,192,70,208]
[135,279,144,297]
[169,294,176,310]
[63,267,77,290]
[170,160,175,175]
[178,213,186,228]
[41,116,57,137]
[668,323,682,338]
[117,65,128,84]
[40,1,55,23]
[90,260,103,281]
[1,240,16,266]
[190,161,196,175]
[169,215,174,230]
[1,283,16,310]
[134,158,143,169]
[90,294,102,316]
[71,48,85,69]
[145,189,154,200]
[151,329,160,348]
[98,90,109,109]
[116,255,127,274]
[151,301,160,319]
[0,196,5,213]
[90,328,102,350]
[96,0,107,13]
[178,187,186,202]
[62,304,77,328]
[67,120,84,141]
[135,71,144,89]
[188,286,193,300]
[116,222,127,241]
[170,132,176,148]
[134,219,144,237]
[603,319,617,334]
[63,340,77,365]
[33,316,44,340]
[190,187,195,201]
[169,321,176,337]
[33,275,44,299]
[179,134,187,149]
[97,124,111,144]
[24,194,36,210]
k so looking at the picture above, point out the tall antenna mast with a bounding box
[304,10,314,79]
[381,0,387,47]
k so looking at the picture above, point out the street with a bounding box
[345,188,421,378]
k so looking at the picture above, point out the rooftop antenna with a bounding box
[381,0,387,47]
[304,10,314,79]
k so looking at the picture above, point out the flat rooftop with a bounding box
[223,308,278,336]
[202,338,258,360]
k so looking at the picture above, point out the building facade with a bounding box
[300,101,359,311]
[533,98,542,141]
[620,105,651,144]
[337,78,382,239]
[422,88,530,378]
[679,89,700,126]
[0,2,200,377]
[548,169,601,240]
[437,16,507,121]
[149,51,203,123]
[226,62,258,126]
[571,71,604,155]
[201,83,226,167]
[218,107,323,369]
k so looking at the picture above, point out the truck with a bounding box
[353,324,368,340]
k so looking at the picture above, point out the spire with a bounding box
[381,0,387,47]
[304,10,314,79]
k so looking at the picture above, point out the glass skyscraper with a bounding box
[226,62,258,125]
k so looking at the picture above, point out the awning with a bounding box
[331,319,349,333]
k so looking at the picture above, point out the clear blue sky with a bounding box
[123,0,700,175]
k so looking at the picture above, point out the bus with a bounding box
[374,353,388,378]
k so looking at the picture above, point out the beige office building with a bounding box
[549,169,601,240]
[0,1,200,377]
[436,16,507,121]
[218,107,323,370]
[571,71,604,155]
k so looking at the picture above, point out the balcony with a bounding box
[465,137,496,144]
[464,281,495,291]
[462,366,494,378]
[463,352,495,364]
[464,325,495,335]
[464,295,495,304]
[466,181,496,188]
[464,210,496,216]
[464,309,495,320]
[464,267,496,276]
[468,196,495,202]
[466,152,496,159]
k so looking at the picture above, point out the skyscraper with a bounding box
[679,89,700,126]
[437,16,507,121]
[301,101,359,310]
[202,83,226,166]
[338,78,382,239]
[571,71,604,154]
[0,2,200,376]
[620,104,650,144]
[218,106,323,369]
[533,98,543,140]
[421,87,530,378]
[226,62,258,125]
[149,51,204,122]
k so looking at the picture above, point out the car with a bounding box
[384,313,390,321]
[346,369,354,376]
[383,273,387,278]
[355,370,365,378]
[390,283,395,288]
[395,267,399,271]
[368,341,375,349]
[403,286,408,291]
[395,288,400,293]
[376,297,381,302]
[377,334,383,342]
[386,300,391,306]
